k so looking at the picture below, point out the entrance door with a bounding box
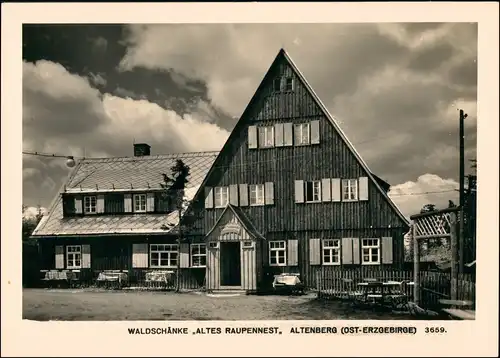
[220,242,241,286]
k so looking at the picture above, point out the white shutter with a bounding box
[74,197,83,214]
[229,184,239,206]
[294,180,304,203]
[248,126,257,149]
[55,245,64,269]
[180,243,190,268]
[96,195,105,214]
[283,123,293,146]
[239,184,249,206]
[132,243,148,268]
[287,239,298,266]
[382,237,393,264]
[310,120,320,144]
[359,176,369,201]
[204,187,214,209]
[124,194,132,213]
[146,193,155,212]
[274,123,284,147]
[265,182,274,205]
[82,245,91,268]
[309,238,321,265]
[331,178,341,202]
[352,238,361,265]
[342,238,353,265]
[321,178,331,202]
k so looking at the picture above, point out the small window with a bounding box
[208,242,219,249]
[243,241,253,248]
[284,77,294,91]
[258,126,274,148]
[150,244,178,268]
[273,78,282,93]
[66,245,82,269]
[191,244,207,267]
[249,184,265,206]
[214,187,229,208]
[342,179,358,201]
[134,194,147,212]
[361,238,380,265]
[83,196,97,214]
[305,181,321,203]
[322,239,341,265]
[294,123,310,146]
[269,240,286,266]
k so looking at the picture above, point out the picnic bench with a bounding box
[96,270,129,289]
[356,280,411,308]
[439,299,475,320]
[272,273,305,295]
[145,270,175,289]
[40,269,79,287]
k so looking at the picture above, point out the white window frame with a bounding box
[258,126,274,148]
[249,184,265,206]
[342,179,358,201]
[150,244,178,268]
[190,243,207,268]
[83,196,97,214]
[133,193,147,212]
[66,245,82,269]
[361,238,380,265]
[294,123,310,146]
[269,240,286,266]
[305,180,322,203]
[322,239,341,265]
[214,187,229,208]
[284,77,294,91]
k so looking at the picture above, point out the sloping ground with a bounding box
[23,289,416,321]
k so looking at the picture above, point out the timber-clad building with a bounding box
[32,49,410,292]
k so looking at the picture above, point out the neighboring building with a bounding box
[32,49,410,292]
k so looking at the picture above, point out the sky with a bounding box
[22,23,478,218]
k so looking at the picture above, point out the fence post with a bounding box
[412,224,420,305]
[450,212,458,300]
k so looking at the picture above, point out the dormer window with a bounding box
[134,194,147,213]
[84,196,97,214]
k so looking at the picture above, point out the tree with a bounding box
[159,159,191,293]
[22,205,44,243]
[448,200,456,208]
[420,203,436,214]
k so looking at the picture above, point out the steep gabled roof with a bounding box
[187,48,409,226]
[205,204,266,240]
[32,151,218,237]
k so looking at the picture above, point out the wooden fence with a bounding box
[315,267,475,310]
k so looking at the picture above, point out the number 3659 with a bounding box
[425,327,447,333]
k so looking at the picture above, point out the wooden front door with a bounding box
[220,241,241,286]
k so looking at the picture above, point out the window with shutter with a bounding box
[331,179,341,202]
[361,238,380,265]
[322,239,340,265]
[294,123,310,146]
[304,180,321,203]
[249,184,265,206]
[229,184,239,206]
[269,241,286,266]
[258,126,274,148]
[342,179,358,201]
[359,176,369,201]
[381,237,393,264]
[132,243,148,268]
[309,238,321,265]
[96,195,105,213]
[239,184,249,206]
[287,239,298,266]
[321,178,331,202]
[341,238,353,265]
[274,123,284,147]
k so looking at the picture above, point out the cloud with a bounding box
[118,23,477,187]
[22,59,229,207]
[389,173,459,217]
[88,72,107,87]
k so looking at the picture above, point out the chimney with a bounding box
[133,143,151,157]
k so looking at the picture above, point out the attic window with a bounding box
[83,196,97,214]
[134,194,147,212]
[284,77,294,91]
[273,78,282,93]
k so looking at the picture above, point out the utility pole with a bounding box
[459,109,467,274]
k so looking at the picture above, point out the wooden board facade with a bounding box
[182,49,409,290]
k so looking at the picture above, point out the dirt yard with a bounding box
[23,288,414,321]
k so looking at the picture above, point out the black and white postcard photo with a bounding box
[2,2,498,357]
